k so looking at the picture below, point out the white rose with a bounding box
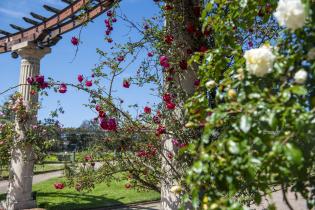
[244,46,276,77]
[307,48,315,60]
[205,80,216,89]
[274,0,306,31]
[294,69,307,84]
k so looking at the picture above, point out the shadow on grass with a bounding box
[36,192,125,210]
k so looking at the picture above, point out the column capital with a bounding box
[12,41,51,59]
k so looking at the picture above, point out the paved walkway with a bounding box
[97,201,161,210]
[0,170,63,194]
[251,190,308,210]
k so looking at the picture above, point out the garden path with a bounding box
[0,170,63,194]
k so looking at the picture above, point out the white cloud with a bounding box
[41,0,64,6]
[0,8,25,18]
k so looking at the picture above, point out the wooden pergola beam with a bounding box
[30,12,48,21]
[61,0,74,4]
[10,24,25,31]
[43,5,61,14]
[0,30,11,36]
[0,0,120,54]
[23,17,40,26]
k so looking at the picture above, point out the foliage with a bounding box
[185,0,315,209]
[0,94,62,166]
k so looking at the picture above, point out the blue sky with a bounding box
[0,0,160,127]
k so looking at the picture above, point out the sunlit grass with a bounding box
[1,177,160,210]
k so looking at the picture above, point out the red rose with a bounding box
[85,80,93,87]
[96,105,101,112]
[194,79,200,87]
[160,56,170,68]
[164,5,173,10]
[99,111,106,118]
[58,84,67,94]
[153,116,160,124]
[108,118,117,131]
[117,56,124,62]
[35,75,45,84]
[100,119,109,130]
[123,80,130,88]
[77,74,84,83]
[54,182,65,190]
[27,77,34,84]
[163,93,172,102]
[166,102,176,110]
[71,37,79,46]
[156,125,166,136]
[144,106,151,114]
[164,35,174,44]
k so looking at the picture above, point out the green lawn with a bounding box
[1,177,160,210]
[0,164,64,178]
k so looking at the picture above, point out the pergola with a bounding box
[0,0,117,54]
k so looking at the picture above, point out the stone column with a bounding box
[161,1,200,209]
[2,41,50,210]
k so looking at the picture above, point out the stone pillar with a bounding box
[161,1,200,209]
[2,42,50,210]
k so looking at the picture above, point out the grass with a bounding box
[34,164,64,173]
[1,177,160,210]
[43,152,115,163]
[44,154,59,162]
[0,164,64,178]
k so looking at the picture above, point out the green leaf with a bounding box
[285,143,303,165]
[193,161,203,174]
[267,112,278,129]
[281,90,291,102]
[290,86,307,96]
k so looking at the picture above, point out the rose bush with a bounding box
[185,0,315,209]
[0,94,62,173]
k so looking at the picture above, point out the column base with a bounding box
[1,199,36,210]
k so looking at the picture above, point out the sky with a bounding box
[0,0,160,127]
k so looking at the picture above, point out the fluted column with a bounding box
[19,57,40,102]
[3,41,50,210]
